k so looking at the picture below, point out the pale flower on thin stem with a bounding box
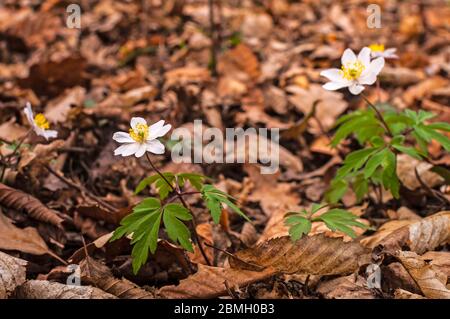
[113,117,171,158]
[23,102,58,140]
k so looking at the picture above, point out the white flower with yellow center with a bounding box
[113,117,171,158]
[320,47,385,95]
[369,44,398,59]
[23,102,58,140]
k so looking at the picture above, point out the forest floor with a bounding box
[0,0,449,299]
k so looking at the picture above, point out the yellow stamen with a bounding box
[369,43,385,52]
[340,61,365,80]
[129,123,149,143]
[34,113,50,130]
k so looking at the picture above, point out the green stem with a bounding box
[361,94,393,137]
[145,153,212,266]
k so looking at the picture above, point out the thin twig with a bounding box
[43,164,119,213]
[0,129,32,181]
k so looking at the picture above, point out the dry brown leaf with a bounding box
[402,77,448,106]
[286,84,347,134]
[421,251,450,279]
[44,86,85,124]
[394,288,426,299]
[218,44,261,82]
[396,154,444,191]
[361,211,450,254]
[164,67,211,88]
[395,251,450,299]
[18,139,65,170]
[188,223,214,265]
[0,183,64,227]
[0,119,28,148]
[158,264,275,299]
[230,235,369,276]
[316,274,376,299]
[80,257,154,299]
[0,210,63,263]
[14,280,117,299]
[0,251,27,299]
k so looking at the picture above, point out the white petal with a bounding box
[323,81,350,91]
[348,83,365,95]
[371,51,382,58]
[130,117,147,130]
[24,102,35,126]
[146,139,165,154]
[134,144,147,158]
[113,131,134,143]
[358,47,371,68]
[367,57,385,76]
[320,69,344,82]
[358,72,377,85]
[150,123,171,139]
[114,143,139,157]
[149,120,165,133]
[385,48,397,54]
[341,48,357,65]
[42,130,58,140]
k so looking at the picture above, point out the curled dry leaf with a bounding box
[421,251,450,279]
[0,183,64,228]
[316,274,376,299]
[361,211,450,254]
[80,257,154,299]
[0,251,27,299]
[395,251,450,299]
[230,235,369,276]
[14,280,117,299]
[158,264,276,299]
[0,210,64,263]
[396,154,444,191]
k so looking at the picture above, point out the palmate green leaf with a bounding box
[285,215,311,241]
[364,148,388,179]
[110,198,163,274]
[421,126,450,152]
[381,150,400,198]
[162,203,193,252]
[201,184,250,223]
[312,209,368,238]
[326,179,348,204]
[177,173,206,191]
[134,173,175,197]
[353,173,369,203]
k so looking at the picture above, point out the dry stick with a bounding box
[144,153,212,266]
[208,0,218,76]
[414,167,449,205]
[43,164,118,213]
[361,94,393,137]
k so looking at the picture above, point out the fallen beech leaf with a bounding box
[361,211,450,254]
[0,119,28,147]
[158,264,275,299]
[14,280,117,299]
[188,223,214,265]
[80,257,154,299]
[0,183,64,227]
[164,67,210,88]
[0,251,27,299]
[421,251,450,279]
[316,274,375,299]
[218,44,261,82]
[230,235,369,276]
[395,251,450,299]
[18,139,65,170]
[396,154,444,191]
[402,77,448,106]
[0,210,63,263]
[394,288,426,299]
[44,86,85,124]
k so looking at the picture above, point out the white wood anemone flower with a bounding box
[23,102,58,140]
[320,47,385,95]
[113,117,171,158]
[369,44,398,59]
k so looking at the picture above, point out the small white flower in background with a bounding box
[23,102,58,140]
[320,47,385,95]
[113,117,171,158]
[369,43,398,59]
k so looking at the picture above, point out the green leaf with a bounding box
[110,198,163,274]
[392,144,423,160]
[422,126,450,151]
[313,209,368,238]
[201,185,250,223]
[364,148,388,179]
[326,179,348,204]
[163,203,193,252]
[353,174,369,202]
[285,216,312,241]
[134,175,160,194]
[178,173,206,191]
[427,122,450,132]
